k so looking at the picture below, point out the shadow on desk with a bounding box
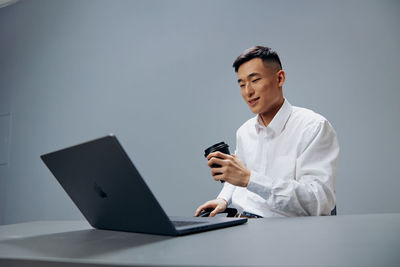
[1,228,172,258]
[0,259,149,267]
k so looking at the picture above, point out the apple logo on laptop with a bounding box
[94,182,108,198]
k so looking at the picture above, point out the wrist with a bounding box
[244,169,251,187]
[217,198,228,207]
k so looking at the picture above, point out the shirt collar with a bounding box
[254,99,293,136]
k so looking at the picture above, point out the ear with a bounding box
[277,70,285,87]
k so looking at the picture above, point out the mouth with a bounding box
[248,97,260,106]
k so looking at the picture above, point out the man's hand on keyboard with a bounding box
[194,198,227,217]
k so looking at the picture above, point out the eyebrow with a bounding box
[237,72,261,83]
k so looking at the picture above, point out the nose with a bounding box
[244,83,255,97]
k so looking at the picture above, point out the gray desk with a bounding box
[0,213,399,267]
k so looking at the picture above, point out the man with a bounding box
[195,46,339,218]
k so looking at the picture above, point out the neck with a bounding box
[259,98,285,127]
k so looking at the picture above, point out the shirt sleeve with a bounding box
[217,182,235,205]
[246,120,339,216]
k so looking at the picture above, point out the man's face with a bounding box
[237,58,285,116]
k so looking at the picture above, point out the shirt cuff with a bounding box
[217,184,234,206]
[246,170,274,199]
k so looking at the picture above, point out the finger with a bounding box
[194,202,215,216]
[194,208,201,217]
[194,204,208,216]
[211,167,224,176]
[207,151,229,160]
[213,173,225,182]
[207,157,225,168]
[209,205,224,217]
[209,208,220,217]
[194,207,203,217]
[206,151,231,160]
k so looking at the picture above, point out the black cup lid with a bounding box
[204,142,229,157]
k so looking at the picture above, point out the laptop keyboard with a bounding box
[172,221,204,227]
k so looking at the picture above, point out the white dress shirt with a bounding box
[218,99,339,217]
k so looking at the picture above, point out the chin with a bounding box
[249,107,260,114]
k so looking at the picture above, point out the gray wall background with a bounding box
[0,0,399,225]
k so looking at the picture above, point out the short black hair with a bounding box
[232,46,282,72]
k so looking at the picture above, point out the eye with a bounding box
[239,84,245,88]
[252,78,261,83]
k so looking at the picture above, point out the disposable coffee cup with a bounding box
[204,142,230,183]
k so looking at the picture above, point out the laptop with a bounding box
[40,135,247,236]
